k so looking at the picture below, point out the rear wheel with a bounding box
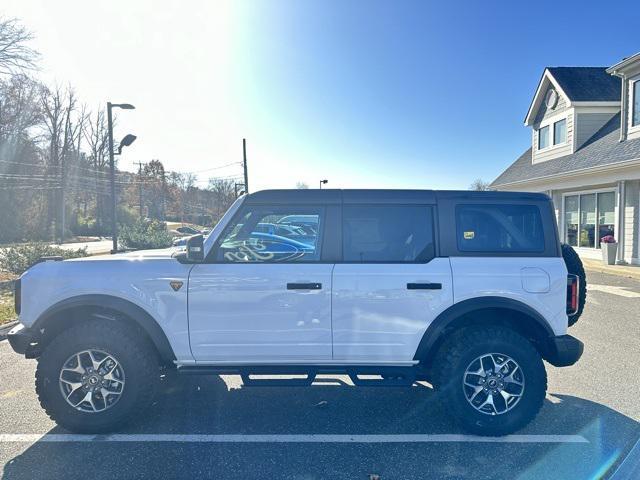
[561,243,587,326]
[36,319,159,433]
[433,326,547,436]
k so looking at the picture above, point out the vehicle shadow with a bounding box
[3,374,639,480]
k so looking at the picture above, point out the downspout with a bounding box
[617,180,626,264]
[619,75,628,142]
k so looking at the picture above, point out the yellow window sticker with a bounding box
[463,231,475,240]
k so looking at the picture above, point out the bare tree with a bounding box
[39,84,78,239]
[0,17,39,76]
[143,160,168,220]
[168,171,198,223]
[207,178,236,223]
[469,178,492,191]
[82,108,110,228]
[0,75,45,242]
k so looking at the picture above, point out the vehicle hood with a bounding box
[66,247,180,262]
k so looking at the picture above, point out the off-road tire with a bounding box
[561,243,587,326]
[35,319,159,433]
[432,326,547,436]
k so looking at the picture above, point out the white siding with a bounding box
[624,180,639,262]
[534,84,569,123]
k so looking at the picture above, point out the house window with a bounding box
[579,194,596,248]
[633,79,640,127]
[553,118,566,144]
[538,125,550,149]
[564,196,579,246]
[564,191,615,248]
[597,192,615,242]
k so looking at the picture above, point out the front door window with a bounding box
[214,206,323,263]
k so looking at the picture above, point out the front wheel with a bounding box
[433,326,547,436]
[35,319,159,433]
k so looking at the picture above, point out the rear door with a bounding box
[332,203,453,362]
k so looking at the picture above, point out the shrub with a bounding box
[0,243,88,275]
[71,214,98,236]
[118,219,173,250]
[117,205,138,228]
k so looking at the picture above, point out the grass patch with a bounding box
[0,290,15,326]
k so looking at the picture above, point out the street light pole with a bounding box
[107,102,117,253]
[106,102,136,253]
[319,179,328,189]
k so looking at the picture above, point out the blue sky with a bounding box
[5,0,640,190]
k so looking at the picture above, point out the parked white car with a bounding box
[8,189,585,435]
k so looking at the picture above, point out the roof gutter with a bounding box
[606,51,640,75]
[491,156,640,188]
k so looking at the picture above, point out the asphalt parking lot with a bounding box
[0,270,639,479]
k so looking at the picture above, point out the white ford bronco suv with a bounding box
[8,189,586,436]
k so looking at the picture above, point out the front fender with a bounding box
[32,294,176,364]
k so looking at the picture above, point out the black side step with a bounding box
[347,367,417,387]
[241,373,316,387]
[177,365,419,387]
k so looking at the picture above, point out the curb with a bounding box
[582,260,640,281]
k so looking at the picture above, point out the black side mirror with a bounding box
[186,234,204,262]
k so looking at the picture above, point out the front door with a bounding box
[332,204,453,362]
[188,204,332,362]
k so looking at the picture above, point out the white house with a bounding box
[492,52,640,264]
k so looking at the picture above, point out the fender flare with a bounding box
[413,296,555,361]
[33,294,176,364]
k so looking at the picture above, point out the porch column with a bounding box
[617,180,626,263]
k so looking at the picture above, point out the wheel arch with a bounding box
[31,294,176,365]
[414,297,555,366]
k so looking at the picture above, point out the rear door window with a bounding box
[456,204,544,253]
[342,205,435,262]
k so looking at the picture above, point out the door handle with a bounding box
[287,282,322,290]
[407,282,442,290]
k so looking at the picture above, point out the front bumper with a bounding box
[544,334,584,367]
[7,324,40,358]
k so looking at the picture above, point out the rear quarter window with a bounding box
[456,204,544,253]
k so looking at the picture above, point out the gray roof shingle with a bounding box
[491,114,640,187]
[548,67,621,102]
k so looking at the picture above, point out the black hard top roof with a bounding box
[245,189,549,205]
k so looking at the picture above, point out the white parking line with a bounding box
[588,284,640,298]
[0,433,589,444]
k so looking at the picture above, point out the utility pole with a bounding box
[134,161,145,217]
[243,138,249,194]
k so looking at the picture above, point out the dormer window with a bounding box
[537,118,567,150]
[553,118,567,144]
[538,125,550,149]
